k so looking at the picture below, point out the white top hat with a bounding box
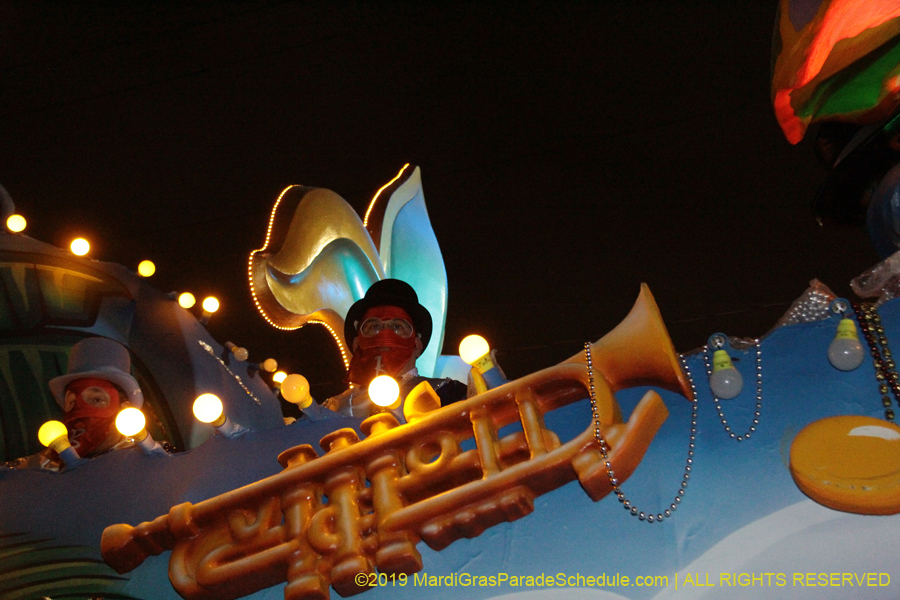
[48,337,143,409]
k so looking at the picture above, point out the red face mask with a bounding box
[347,306,419,385]
[62,377,121,457]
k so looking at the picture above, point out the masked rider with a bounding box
[323,279,466,419]
[10,337,144,470]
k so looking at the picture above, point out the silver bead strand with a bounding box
[584,342,697,522]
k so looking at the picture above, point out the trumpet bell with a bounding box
[567,283,692,400]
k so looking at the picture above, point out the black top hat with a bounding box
[344,279,432,350]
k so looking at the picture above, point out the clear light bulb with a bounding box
[116,407,146,437]
[369,375,400,407]
[459,335,490,365]
[178,292,196,308]
[710,349,743,399]
[70,238,90,256]
[137,260,156,277]
[192,392,245,438]
[828,318,865,371]
[6,214,26,233]
[193,393,224,424]
[281,374,312,409]
[202,296,219,313]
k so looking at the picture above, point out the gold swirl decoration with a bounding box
[248,186,385,366]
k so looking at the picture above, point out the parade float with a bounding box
[4,1,900,599]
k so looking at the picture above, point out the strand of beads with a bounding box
[584,342,696,523]
[700,336,762,441]
[853,302,900,422]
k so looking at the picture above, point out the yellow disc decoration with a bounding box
[790,415,900,515]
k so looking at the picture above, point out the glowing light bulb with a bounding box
[710,349,743,399]
[137,260,156,277]
[116,407,146,437]
[178,292,196,308]
[70,238,90,256]
[38,420,69,450]
[202,296,219,313]
[6,214,26,233]
[281,374,312,409]
[829,318,865,371]
[459,335,490,365]
[369,375,400,407]
[459,334,507,392]
[262,358,278,372]
[192,393,246,437]
[193,393,224,425]
[38,420,80,466]
[273,371,287,384]
[116,408,165,455]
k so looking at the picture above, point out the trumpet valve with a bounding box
[319,428,360,453]
[277,444,319,469]
[361,412,401,437]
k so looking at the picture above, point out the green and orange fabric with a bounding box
[773,0,900,144]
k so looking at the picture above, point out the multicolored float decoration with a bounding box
[3,167,900,600]
[5,3,900,599]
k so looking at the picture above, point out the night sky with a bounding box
[0,2,881,399]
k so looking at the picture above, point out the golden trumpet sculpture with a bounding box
[101,284,690,600]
